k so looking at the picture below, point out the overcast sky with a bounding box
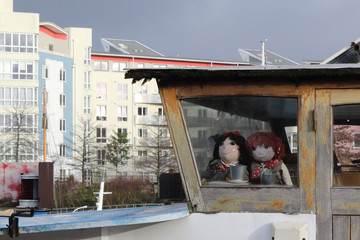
[13,0,360,63]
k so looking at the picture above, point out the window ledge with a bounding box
[201,181,296,188]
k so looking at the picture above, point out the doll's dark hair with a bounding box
[210,131,251,172]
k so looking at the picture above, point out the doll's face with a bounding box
[219,137,240,164]
[251,145,275,163]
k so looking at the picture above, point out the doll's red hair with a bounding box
[247,132,285,160]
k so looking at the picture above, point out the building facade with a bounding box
[2,0,249,183]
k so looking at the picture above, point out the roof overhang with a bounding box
[39,22,68,40]
[125,64,360,85]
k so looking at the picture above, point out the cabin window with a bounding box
[333,104,360,186]
[180,96,298,186]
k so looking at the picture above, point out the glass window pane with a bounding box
[333,104,360,186]
[20,34,26,46]
[27,34,33,46]
[13,34,18,45]
[180,96,298,185]
[5,34,11,45]
[0,33,4,45]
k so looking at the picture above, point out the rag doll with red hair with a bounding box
[247,132,293,185]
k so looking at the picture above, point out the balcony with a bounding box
[183,117,214,127]
[135,115,167,125]
[134,93,162,104]
[134,137,172,147]
[190,138,212,148]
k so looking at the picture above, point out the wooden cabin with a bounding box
[126,65,360,240]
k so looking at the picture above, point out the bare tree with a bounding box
[136,123,178,184]
[3,106,38,162]
[67,116,99,183]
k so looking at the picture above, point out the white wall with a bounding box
[12,213,316,239]
[102,213,316,240]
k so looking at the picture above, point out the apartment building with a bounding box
[2,0,249,183]
[0,1,39,162]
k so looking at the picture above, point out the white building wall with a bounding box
[12,213,316,240]
[44,58,64,156]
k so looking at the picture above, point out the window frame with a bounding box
[96,127,107,143]
[60,94,66,107]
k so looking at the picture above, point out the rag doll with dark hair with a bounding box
[202,131,251,182]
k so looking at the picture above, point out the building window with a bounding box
[138,128,148,138]
[85,170,92,184]
[118,128,127,134]
[0,32,38,53]
[60,69,66,81]
[97,149,106,165]
[84,71,91,89]
[138,150,147,156]
[159,128,168,137]
[0,141,37,161]
[59,144,66,156]
[117,84,127,100]
[84,120,90,138]
[0,114,38,134]
[0,60,38,80]
[198,109,207,118]
[96,105,107,121]
[60,119,66,132]
[0,87,37,107]
[137,63,144,68]
[159,150,168,158]
[355,133,360,149]
[93,61,108,71]
[138,84,148,94]
[198,130,207,139]
[84,47,91,65]
[153,64,166,68]
[117,106,127,121]
[96,127,106,143]
[84,96,90,113]
[96,82,107,99]
[49,44,53,51]
[59,169,66,181]
[138,107,147,116]
[158,107,165,116]
[42,65,48,79]
[112,62,127,72]
[85,145,90,162]
[60,94,66,107]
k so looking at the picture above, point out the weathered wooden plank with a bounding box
[332,188,360,214]
[351,216,360,240]
[160,87,205,212]
[315,90,333,240]
[201,187,300,213]
[175,81,298,99]
[333,216,350,240]
[297,87,316,213]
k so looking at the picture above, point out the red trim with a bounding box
[91,54,245,67]
[39,26,67,40]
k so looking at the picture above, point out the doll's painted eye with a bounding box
[230,141,236,145]
[252,146,256,151]
[263,145,270,149]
